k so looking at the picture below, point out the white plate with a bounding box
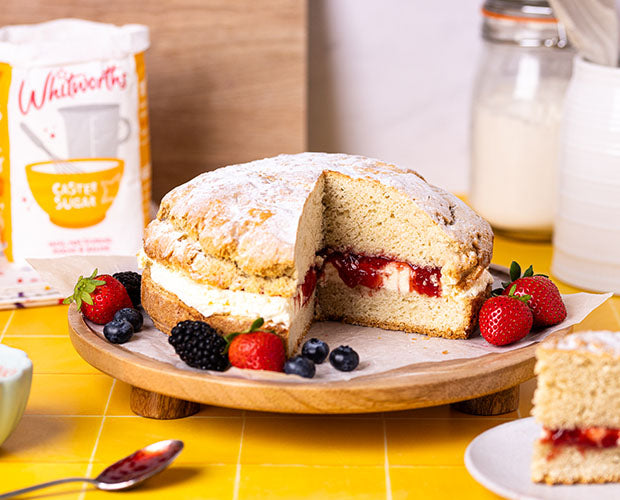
[465,417,620,500]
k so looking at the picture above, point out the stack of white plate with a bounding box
[552,57,620,294]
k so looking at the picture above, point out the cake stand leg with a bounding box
[130,386,201,419]
[450,386,520,416]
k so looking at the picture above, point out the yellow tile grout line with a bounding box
[0,310,16,342]
[232,410,246,500]
[382,413,392,500]
[77,379,116,500]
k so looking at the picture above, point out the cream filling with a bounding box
[323,261,493,300]
[139,249,492,327]
[445,269,494,301]
[322,261,427,294]
[139,252,296,326]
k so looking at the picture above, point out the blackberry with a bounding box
[329,345,359,372]
[103,319,134,344]
[114,308,143,332]
[301,338,329,364]
[113,271,142,307]
[284,355,315,378]
[169,320,229,371]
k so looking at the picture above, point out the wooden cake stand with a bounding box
[68,306,569,419]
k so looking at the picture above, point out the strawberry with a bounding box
[583,427,619,447]
[500,261,567,327]
[479,287,533,346]
[64,269,133,324]
[227,318,286,372]
[583,427,607,446]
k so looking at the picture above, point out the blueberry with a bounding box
[284,355,316,378]
[301,338,329,364]
[103,319,134,344]
[329,345,359,371]
[114,308,143,332]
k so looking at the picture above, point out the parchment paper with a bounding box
[28,255,613,383]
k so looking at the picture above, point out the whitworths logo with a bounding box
[18,65,128,115]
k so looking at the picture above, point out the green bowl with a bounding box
[0,344,32,446]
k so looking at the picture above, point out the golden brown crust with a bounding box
[142,220,297,297]
[145,153,493,284]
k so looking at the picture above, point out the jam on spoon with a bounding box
[0,439,183,499]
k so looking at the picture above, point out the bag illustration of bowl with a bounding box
[25,158,124,228]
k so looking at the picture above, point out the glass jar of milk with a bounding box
[470,0,574,240]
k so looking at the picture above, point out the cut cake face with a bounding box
[532,331,620,485]
[140,152,494,354]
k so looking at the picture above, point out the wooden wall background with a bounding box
[0,1,307,200]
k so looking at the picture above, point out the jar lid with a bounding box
[481,0,568,48]
[483,0,555,22]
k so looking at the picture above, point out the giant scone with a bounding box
[139,152,494,354]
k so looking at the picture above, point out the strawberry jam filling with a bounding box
[300,267,319,306]
[542,427,620,449]
[321,250,441,297]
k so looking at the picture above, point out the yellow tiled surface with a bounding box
[237,465,387,499]
[0,236,618,499]
[390,466,500,500]
[0,463,90,500]
[24,374,114,415]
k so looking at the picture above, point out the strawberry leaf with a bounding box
[249,317,264,332]
[224,317,273,353]
[224,318,266,348]
[491,287,504,297]
[514,293,532,303]
[506,283,531,303]
[81,291,93,305]
[64,269,105,312]
[509,261,521,282]
[223,332,242,352]
[523,265,534,277]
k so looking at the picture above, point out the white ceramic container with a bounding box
[0,344,32,446]
[552,57,620,294]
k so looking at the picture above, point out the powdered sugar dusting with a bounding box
[553,330,620,357]
[151,153,492,276]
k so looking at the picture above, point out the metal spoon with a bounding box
[0,439,183,499]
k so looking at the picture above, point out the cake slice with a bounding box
[532,331,620,484]
[139,152,493,355]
